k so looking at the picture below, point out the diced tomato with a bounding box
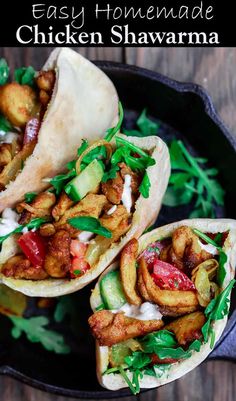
[18,231,46,266]
[151,354,178,365]
[23,118,40,144]
[152,260,195,291]
[70,240,87,258]
[139,240,171,268]
[70,257,90,278]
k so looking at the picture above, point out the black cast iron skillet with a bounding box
[0,62,236,398]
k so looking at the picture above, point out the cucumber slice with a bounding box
[65,159,104,201]
[100,271,126,310]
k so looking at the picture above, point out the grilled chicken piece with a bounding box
[119,162,141,195]
[55,193,107,229]
[2,254,48,280]
[99,204,130,240]
[101,171,124,204]
[88,309,164,346]
[44,230,71,278]
[17,192,56,225]
[52,191,74,222]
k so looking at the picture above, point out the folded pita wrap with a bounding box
[90,219,236,392]
[0,134,170,297]
[0,47,119,211]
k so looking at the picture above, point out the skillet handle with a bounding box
[208,311,236,361]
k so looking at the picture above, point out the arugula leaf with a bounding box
[163,140,225,218]
[139,172,151,198]
[68,216,112,238]
[14,66,35,87]
[9,315,70,354]
[141,330,177,353]
[116,136,153,160]
[66,160,76,170]
[0,217,47,245]
[0,115,13,132]
[137,108,159,135]
[0,58,9,85]
[102,165,120,183]
[24,192,37,203]
[125,352,151,369]
[104,101,124,142]
[124,109,159,137]
[118,366,138,395]
[202,279,235,342]
[77,139,88,156]
[163,186,194,207]
[82,145,107,165]
[217,251,227,285]
[50,170,76,196]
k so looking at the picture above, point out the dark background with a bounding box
[0,47,235,401]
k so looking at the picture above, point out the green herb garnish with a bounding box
[68,216,112,238]
[9,315,70,354]
[14,66,36,87]
[77,139,89,156]
[102,165,120,183]
[24,192,37,203]
[0,217,47,245]
[124,108,159,137]
[104,101,124,142]
[139,172,151,198]
[50,170,76,196]
[163,140,225,218]
[0,58,9,85]
[73,269,81,276]
[202,279,235,342]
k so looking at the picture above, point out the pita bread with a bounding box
[0,48,119,211]
[0,134,170,296]
[90,218,236,390]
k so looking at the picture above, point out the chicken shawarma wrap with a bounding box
[0,128,170,296]
[89,219,236,394]
[0,47,119,211]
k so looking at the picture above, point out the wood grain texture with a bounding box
[0,47,235,401]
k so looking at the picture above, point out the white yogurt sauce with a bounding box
[0,131,19,144]
[107,205,117,215]
[78,231,94,243]
[198,240,218,255]
[0,208,20,237]
[121,174,132,213]
[113,302,162,321]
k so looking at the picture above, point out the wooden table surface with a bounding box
[0,47,235,401]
